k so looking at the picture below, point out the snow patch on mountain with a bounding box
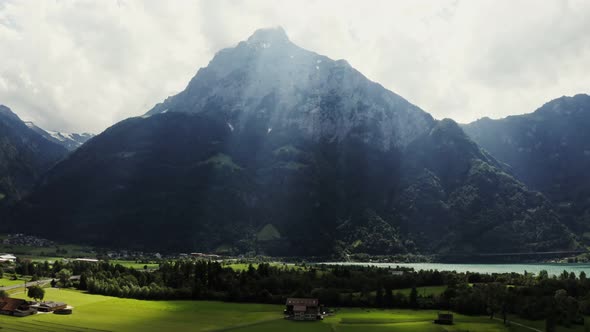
[24,121,94,151]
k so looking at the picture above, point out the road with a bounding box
[0,275,80,292]
[493,317,542,332]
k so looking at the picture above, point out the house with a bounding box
[0,254,16,263]
[434,313,454,325]
[0,298,36,317]
[30,301,67,313]
[72,258,99,263]
[284,298,322,321]
[190,253,221,259]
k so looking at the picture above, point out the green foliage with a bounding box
[256,224,281,241]
[272,145,303,158]
[338,210,408,255]
[409,286,418,309]
[27,285,45,301]
[57,268,73,287]
[198,153,243,171]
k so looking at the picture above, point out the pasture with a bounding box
[0,288,581,332]
[0,276,29,288]
[109,260,160,270]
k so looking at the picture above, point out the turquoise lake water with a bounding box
[321,262,590,276]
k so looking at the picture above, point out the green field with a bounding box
[0,243,94,258]
[109,260,160,270]
[0,288,577,332]
[0,276,30,288]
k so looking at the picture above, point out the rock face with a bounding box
[6,28,578,256]
[0,105,68,202]
[463,94,590,238]
[147,27,435,150]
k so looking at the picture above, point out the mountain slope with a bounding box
[463,94,590,236]
[0,105,68,202]
[399,119,572,254]
[7,28,577,255]
[24,121,94,151]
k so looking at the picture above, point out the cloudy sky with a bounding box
[1,0,589,133]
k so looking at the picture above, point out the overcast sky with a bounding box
[1,0,589,133]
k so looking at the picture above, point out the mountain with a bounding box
[147,27,433,148]
[0,105,68,202]
[6,28,578,256]
[24,121,94,151]
[463,94,590,238]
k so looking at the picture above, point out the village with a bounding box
[0,250,74,319]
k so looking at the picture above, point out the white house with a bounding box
[0,254,16,263]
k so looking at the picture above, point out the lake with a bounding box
[321,262,590,276]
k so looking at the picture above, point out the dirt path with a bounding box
[493,317,543,332]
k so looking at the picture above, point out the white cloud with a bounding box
[0,0,589,133]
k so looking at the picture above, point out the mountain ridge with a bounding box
[463,93,590,239]
[24,121,94,151]
[4,28,578,256]
[0,105,69,202]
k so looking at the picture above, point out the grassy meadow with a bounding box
[0,288,579,332]
[0,276,29,288]
[397,285,448,297]
[109,260,160,270]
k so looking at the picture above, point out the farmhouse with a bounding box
[284,298,322,321]
[30,301,68,313]
[0,253,16,263]
[190,253,221,259]
[0,298,36,317]
[72,258,99,263]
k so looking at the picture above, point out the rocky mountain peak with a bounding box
[245,26,290,46]
[147,27,434,149]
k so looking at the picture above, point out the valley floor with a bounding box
[0,288,581,332]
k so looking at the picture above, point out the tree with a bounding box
[0,267,3,278]
[375,287,384,307]
[538,270,549,280]
[483,283,505,320]
[79,273,88,290]
[57,268,73,287]
[384,288,393,308]
[409,286,418,309]
[50,279,57,288]
[555,289,580,327]
[27,285,45,301]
